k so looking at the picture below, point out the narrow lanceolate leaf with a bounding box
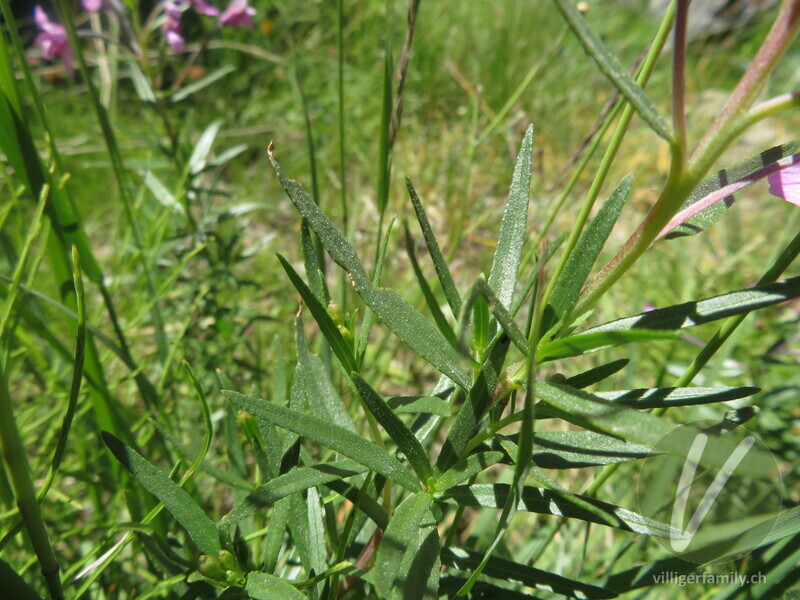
[352,374,433,484]
[374,493,439,600]
[459,277,529,356]
[436,451,506,491]
[221,460,368,525]
[545,174,631,330]
[438,484,687,539]
[565,358,629,388]
[101,432,220,555]
[245,572,306,600]
[662,141,799,239]
[487,124,534,310]
[604,506,800,593]
[594,386,759,409]
[406,178,462,316]
[279,256,357,373]
[404,223,458,346]
[584,276,800,334]
[442,547,617,599]
[552,0,671,141]
[534,382,775,478]
[269,150,470,390]
[529,430,658,468]
[387,395,451,416]
[225,391,421,491]
[295,316,357,432]
[537,329,676,361]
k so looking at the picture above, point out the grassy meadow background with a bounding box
[2,0,800,598]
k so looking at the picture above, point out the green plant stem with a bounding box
[55,0,169,363]
[539,0,678,331]
[672,0,689,157]
[575,2,800,320]
[0,366,64,599]
[337,0,349,310]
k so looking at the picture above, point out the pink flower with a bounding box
[82,0,104,10]
[34,6,74,76]
[219,0,256,28]
[767,162,800,207]
[163,0,185,52]
[190,0,219,16]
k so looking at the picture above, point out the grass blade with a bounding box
[224,390,421,491]
[352,374,434,484]
[101,433,220,556]
[552,0,672,141]
[487,124,534,311]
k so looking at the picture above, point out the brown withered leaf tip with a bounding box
[268,140,275,158]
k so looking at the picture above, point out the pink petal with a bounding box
[82,0,103,10]
[219,0,256,28]
[767,163,800,207]
[191,0,219,16]
[166,30,186,53]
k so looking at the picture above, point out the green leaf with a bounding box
[545,174,631,330]
[0,558,43,600]
[404,223,458,346]
[245,572,307,600]
[487,124,534,311]
[279,256,357,373]
[170,64,236,103]
[406,178,462,316]
[594,385,760,408]
[187,120,221,175]
[552,0,671,141]
[301,220,328,304]
[221,460,368,525]
[386,396,451,416]
[352,374,433,484]
[565,358,629,388]
[459,277,529,356]
[439,577,541,599]
[270,154,470,389]
[101,432,220,555]
[224,391,421,491]
[436,451,506,490]
[534,382,775,478]
[374,492,439,600]
[438,484,686,539]
[537,329,676,361]
[527,430,657,468]
[442,547,617,599]
[584,276,800,334]
[295,316,357,433]
[665,141,799,239]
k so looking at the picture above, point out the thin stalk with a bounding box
[539,0,678,331]
[672,0,689,158]
[55,0,169,362]
[337,0,349,310]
